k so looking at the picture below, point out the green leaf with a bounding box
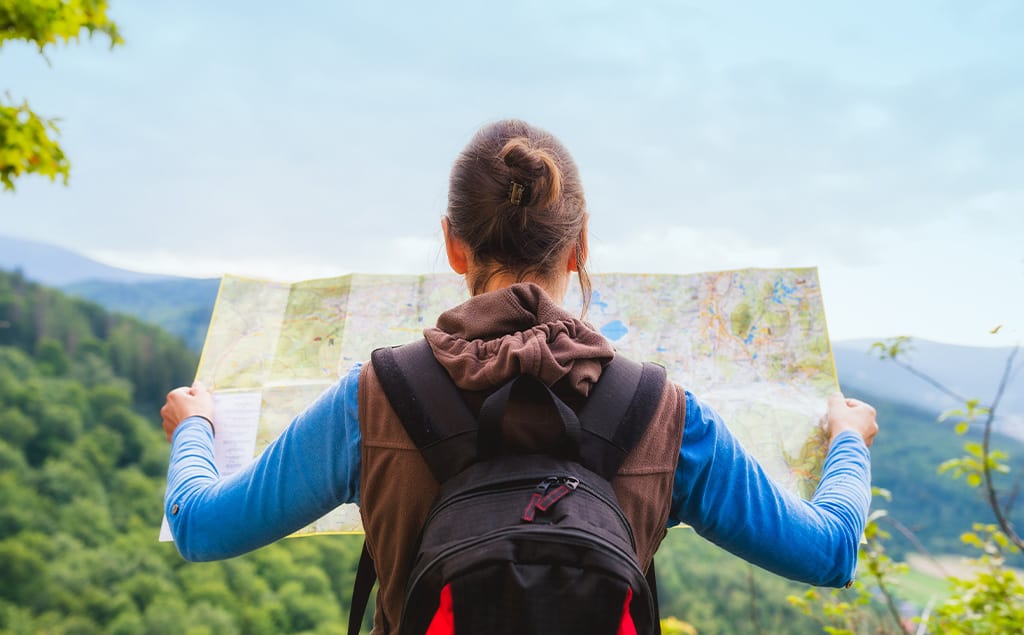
[0,1,122,52]
[961,531,984,548]
[0,2,122,190]
[966,472,983,488]
[869,336,912,360]
[938,458,963,475]
[939,408,964,422]
[867,509,889,524]
[0,99,70,191]
[955,420,970,435]
[964,442,984,457]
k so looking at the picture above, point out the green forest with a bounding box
[1,267,1021,634]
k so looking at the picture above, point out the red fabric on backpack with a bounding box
[421,582,639,635]
[617,587,638,635]
[425,584,455,635]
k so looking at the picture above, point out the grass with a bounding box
[891,566,951,609]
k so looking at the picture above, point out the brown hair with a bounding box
[446,120,591,313]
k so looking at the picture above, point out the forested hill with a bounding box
[0,270,198,413]
[0,269,373,634]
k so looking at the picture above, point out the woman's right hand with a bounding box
[161,381,215,442]
[827,392,878,447]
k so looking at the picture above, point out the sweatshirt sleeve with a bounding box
[164,362,363,561]
[669,391,871,588]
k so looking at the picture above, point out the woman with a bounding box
[161,119,877,633]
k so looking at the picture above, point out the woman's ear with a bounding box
[442,217,470,275]
[567,215,589,273]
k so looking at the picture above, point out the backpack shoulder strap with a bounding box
[370,339,479,482]
[347,542,376,635]
[578,355,667,481]
[372,341,668,483]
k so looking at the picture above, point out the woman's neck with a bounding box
[474,270,569,304]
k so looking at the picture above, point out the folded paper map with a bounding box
[160,268,836,539]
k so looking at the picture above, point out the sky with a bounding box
[1,0,1022,347]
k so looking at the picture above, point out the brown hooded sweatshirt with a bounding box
[358,283,686,633]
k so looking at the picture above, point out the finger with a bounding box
[828,392,846,409]
[846,398,877,416]
[863,427,878,447]
[162,417,174,442]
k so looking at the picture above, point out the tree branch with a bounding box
[980,346,1023,551]
[890,357,970,404]
[869,561,911,635]
[881,515,950,578]
[746,566,765,635]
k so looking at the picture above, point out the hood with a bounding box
[423,283,614,399]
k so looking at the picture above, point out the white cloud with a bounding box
[588,226,786,274]
[86,234,446,281]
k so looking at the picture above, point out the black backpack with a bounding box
[348,339,667,635]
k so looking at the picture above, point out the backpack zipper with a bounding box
[420,478,539,529]
[423,475,636,550]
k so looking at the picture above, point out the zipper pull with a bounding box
[537,476,560,493]
[522,476,579,522]
[523,477,558,522]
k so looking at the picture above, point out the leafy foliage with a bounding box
[930,524,1024,633]
[1,0,121,191]
[0,97,69,190]
[0,0,121,50]
[660,616,698,634]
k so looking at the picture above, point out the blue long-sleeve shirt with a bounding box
[165,362,870,588]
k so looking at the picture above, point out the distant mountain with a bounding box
[4,235,1020,426]
[0,234,173,285]
[64,278,220,352]
[834,338,1023,439]
[0,234,217,350]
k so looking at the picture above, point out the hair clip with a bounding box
[508,180,528,206]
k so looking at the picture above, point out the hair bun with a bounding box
[498,137,563,208]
